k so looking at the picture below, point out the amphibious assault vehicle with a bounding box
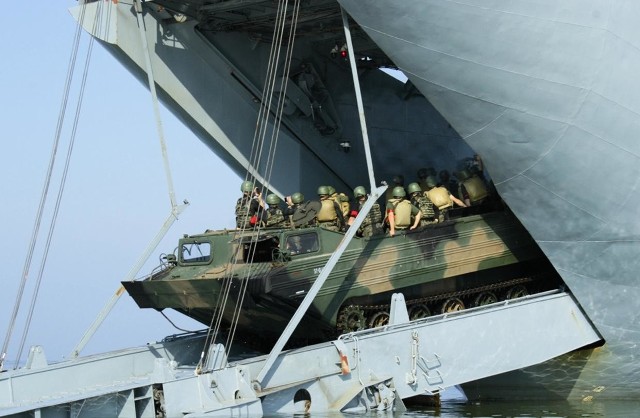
[124,207,561,351]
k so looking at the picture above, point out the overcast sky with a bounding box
[0,2,241,367]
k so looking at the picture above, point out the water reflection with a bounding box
[267,399,640,418]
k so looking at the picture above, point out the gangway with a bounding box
[0,289,600,416]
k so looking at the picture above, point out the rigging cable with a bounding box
[0,1,92,371]
[225,0,302,355]
[200,0,289,359]
[197,0,299,372]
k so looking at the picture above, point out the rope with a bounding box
[12,1,100,368]
[197,0,302,372]
[199,0,290,367]
[225,0,302,355]
[0,1,95,370]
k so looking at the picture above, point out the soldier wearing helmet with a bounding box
[327,185,350,218]
[236,180,265,229]
[347,186,382,237]
[265,194,286,228]
[407,182,437,226]
[283,192,315,228]
[385,186,421,236]
[424,175,466,222]
[384,174,406,211]
[456,167,488,207]
[316,186,345,232]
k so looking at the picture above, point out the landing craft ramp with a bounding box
[1,291,599,417]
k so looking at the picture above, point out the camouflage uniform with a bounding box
[407,182,435,227]
[235,195,252,228]
[236,181,264,228]
[411,193,436,226]
[265,207,286,228]
[350,186,382,237]
[358,201,382,237]
[265,194,286,228]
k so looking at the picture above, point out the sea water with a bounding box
[265,399,640,417]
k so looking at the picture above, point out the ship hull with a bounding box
[338,0,640,400]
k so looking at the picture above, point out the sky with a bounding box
[0,2,240,366]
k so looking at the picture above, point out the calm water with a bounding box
[266,399,640,417]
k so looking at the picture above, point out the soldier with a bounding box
[348,186,382,237]
[424,175,466,222]
[327,185,350,218]
[283,192,316,228]
[265,194,287,228]
[316,186,345,231]
[407,182,437,227]
[386,186,421,236]
[235,180,265,228]
[457,168,489,207]
[384,175,406,211]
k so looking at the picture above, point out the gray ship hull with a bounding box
[71,0,639,400]
[338,0,640,400]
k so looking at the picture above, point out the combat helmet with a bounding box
[353,186,367,198]
[241,180,253,193]
[266,194,280,205]
[317,185,330,196]
[392,186,406,198]
[326,185,336,195]
[291,192,305,204]
[407,182,422,194]
[425,175,438,189]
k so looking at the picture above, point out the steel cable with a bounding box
[0,1,92,370]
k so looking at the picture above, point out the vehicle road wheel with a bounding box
[472,291,498,307]
[368,311,390,328]
[505,285,528,300]
[408,304,431,320]
[440,297,465,313]
[337,305,366,333]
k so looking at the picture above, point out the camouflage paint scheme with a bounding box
[124,208,560,350]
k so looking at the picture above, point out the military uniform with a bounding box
[318,186,345,231]
[265,206,286,228]
[407,182,436,227]
[317,199,344,231]
[410,194,436,226]
[236,195,263,228]
[329,191,350,218]
[264,194,287,228]
[386,198,420,230]
[359,201,382,237]
[426,186,453,222]
[235,180,266,228]
[349,186,382,237]
[283,193,318,228]
[457,169,489,206]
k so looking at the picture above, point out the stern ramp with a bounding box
[0,290,599,416]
